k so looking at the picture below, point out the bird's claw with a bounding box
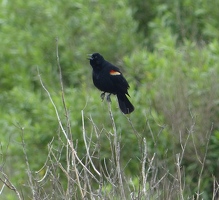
[106,94,111,102]
[100,92,105,101]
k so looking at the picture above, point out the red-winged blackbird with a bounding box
[88,53,134,114]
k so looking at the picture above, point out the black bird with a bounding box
[88,53,134,114]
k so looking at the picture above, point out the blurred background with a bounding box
[0,0,219,199]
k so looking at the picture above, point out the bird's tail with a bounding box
[116,93,134,114]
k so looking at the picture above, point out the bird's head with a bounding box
[88,53,104,69]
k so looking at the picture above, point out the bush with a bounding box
[1,0,219,199]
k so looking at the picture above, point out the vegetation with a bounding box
[0,0,219,199]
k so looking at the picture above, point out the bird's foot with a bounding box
[106,94,111,102]
[100,92,105,101]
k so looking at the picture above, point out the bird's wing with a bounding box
[108,66,130,94]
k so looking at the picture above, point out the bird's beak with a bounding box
[87,54,93,60]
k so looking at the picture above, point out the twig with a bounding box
[176,153,184,200]
[142,137,147,195]
[56,37,74,198]
[82,109,101,176]
[0,172,22,200]
[212,176,219,199]
[17,124,37,199]
[196,123,213,199]
[107,101,126,199]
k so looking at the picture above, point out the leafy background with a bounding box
[0,0,219,199]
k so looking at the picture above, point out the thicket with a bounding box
[0,0,219,199]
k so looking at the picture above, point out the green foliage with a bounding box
[130,0,219,47]
[1,0,219,199]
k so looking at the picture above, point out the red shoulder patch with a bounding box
[110,70,121,75]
